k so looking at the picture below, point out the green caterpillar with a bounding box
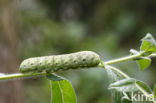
[19,51,100,73]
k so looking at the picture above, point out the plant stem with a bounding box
[150,53,156,57]
[0,72,47,80]
[0,53,156,81]
[105,53,156,65]
[98,62,130,78]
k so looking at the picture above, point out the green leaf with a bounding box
[135,80,152,96]
[109,78,138,92]
[47,74,77,103]
[154,84,156,98]
[105,65,132,103]
[47,73,64,81]
[130,49,139,55]
[140,33,156,56]
[136,57,151,71]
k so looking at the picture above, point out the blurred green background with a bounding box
[0,0,156,103]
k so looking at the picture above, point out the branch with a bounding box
[0,72,47,80]
[0,53,156,81]
[105,53,156,65]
